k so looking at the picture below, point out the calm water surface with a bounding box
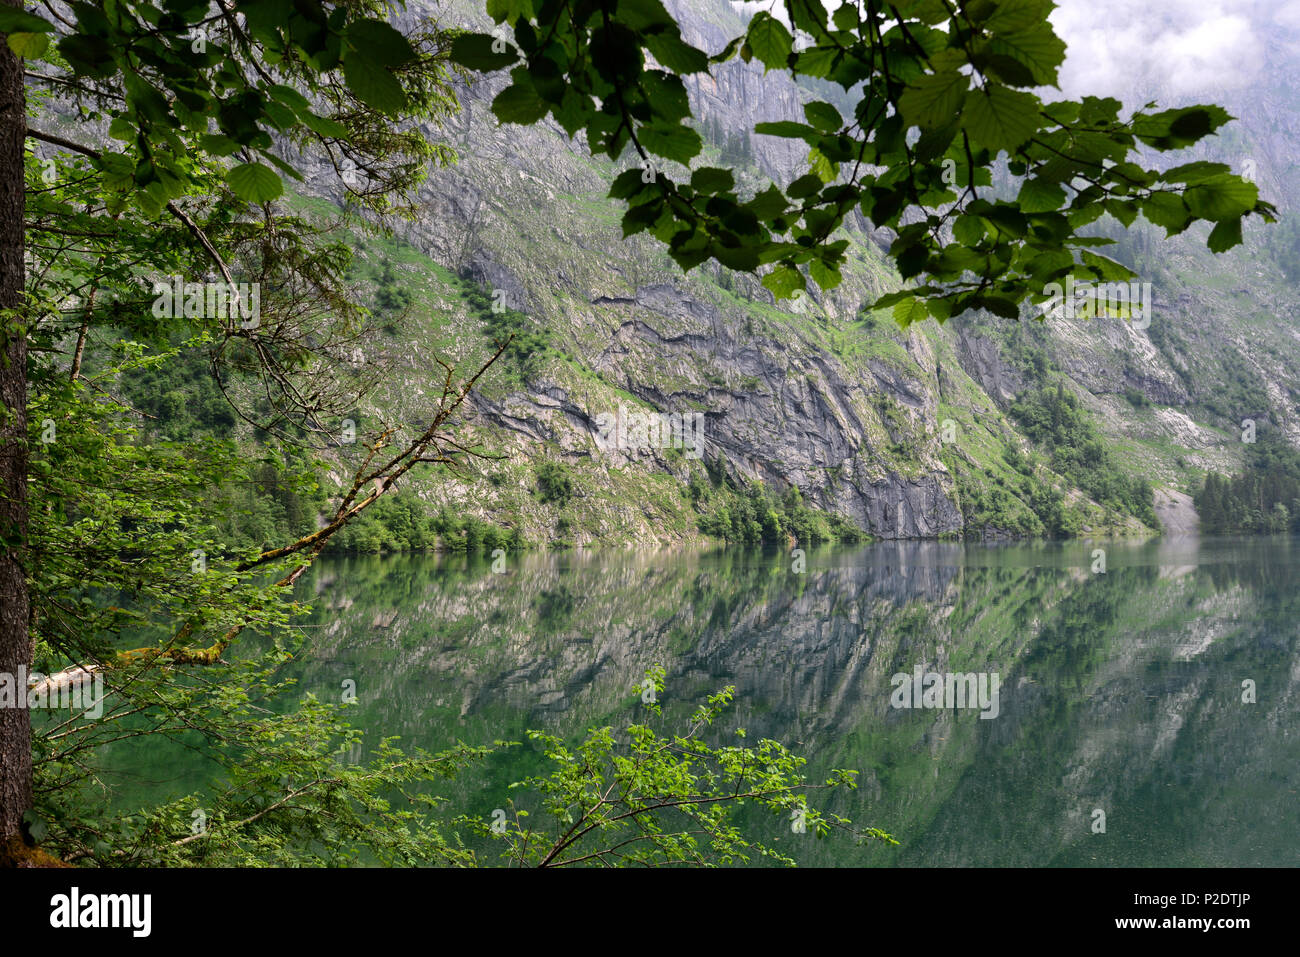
[103,537,1300,866]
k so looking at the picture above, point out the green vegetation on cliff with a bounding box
[1196,438,1300,534]
[1010,384,1159,530]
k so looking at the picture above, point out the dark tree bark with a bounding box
[0,0,31,849]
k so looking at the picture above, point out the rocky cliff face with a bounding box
[665,0,806,181]
[313,0,1300,545]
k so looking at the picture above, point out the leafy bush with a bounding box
[329,501,522,553]
[695,478,863,544]
[459,277,553,382]
[462,668,895,867]
[373,259,414,327]
[535,461,574,507]
[1010,383,1158,529]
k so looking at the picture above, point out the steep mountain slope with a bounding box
[286,0,1299,546]
[958,0,1300,503]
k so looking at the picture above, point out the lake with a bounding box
[100,537,1300,866]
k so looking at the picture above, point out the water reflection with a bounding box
[113,538,1300,865]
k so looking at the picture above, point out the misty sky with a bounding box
[738,0,1300,102]
[1052,0,1300,99]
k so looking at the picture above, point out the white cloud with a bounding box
[1049,0,1290,102]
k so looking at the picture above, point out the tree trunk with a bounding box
[0,0,31,849]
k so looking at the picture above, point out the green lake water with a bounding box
[99,537,1300,866]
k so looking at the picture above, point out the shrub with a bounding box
[535,461,574,507]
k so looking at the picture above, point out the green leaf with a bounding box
[894,238,930,278]
[714,243,760,271]
[644,33,708,74]
[107,115,136,142]
[1017,177,1065,213]
[301,111,349,139]
[792,45,838,79]
[1081,250,1136,281]
[554,87,589,136]
[808,146,835,183]
[952,214,985,246]
[349,19,416,67]
[980,52,1036,88]
[899,71,969,130]
[1183,176,1257,222]
[21,810,48,844]
[228,162,284,203]
[492,82,548,124]
[58,33,115,77]
[1023,249,1074,282]
[754,121,818,141]
[808,258,840,290]
[263,151,305,182]
[803,101,843,132]
[747,184,787,220]
[1132,106,1230,149]
[0,9,53,33]
[915,121,959,161]
[691,167,734,193]
[622,200,664,238]
[610,168,654,200]
[961,84,1039,154]
[984,0,1057,32]
[135,188,163,218]
[1206,216,1243,253]
[870,289,921,310]
[974,295,1019,319]
[982,204,1027,237]
[786,173,823,199]
[892,297,930,328]
[747,12,793,70]
[95,151,133,177]
[616,0,675,31]
[639,122,702,164]
[200,133,241,156]
[643,71,689,121]
[7,32,49,59]
[486,0,534,22]
[1104,198,1138,228]
[1076,97,1121,126]
[342,54,407,115]
[785,0,825,37]
[268,84,312,113]
[986,24,1065,86]
[762,264,804,299]
[832,2,859,30]
[449,32,519,71]
[709,35,742,64]
[262,99,298,130]
[1158,161,1232,184]
[592,23,643,82]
